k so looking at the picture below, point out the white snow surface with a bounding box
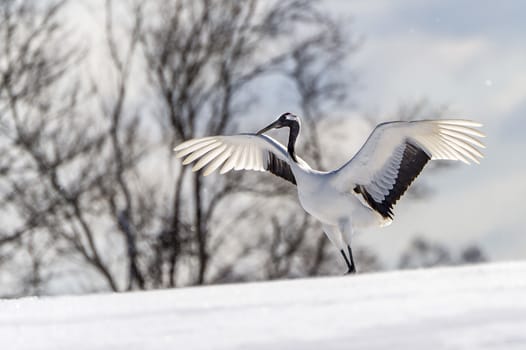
[2,262,526,350]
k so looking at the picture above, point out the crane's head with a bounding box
[256,112,300,135]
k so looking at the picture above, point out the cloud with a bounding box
[326,0,526,264]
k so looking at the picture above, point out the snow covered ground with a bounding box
[1,262,526,350]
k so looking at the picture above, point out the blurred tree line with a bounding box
[0,0,486,297]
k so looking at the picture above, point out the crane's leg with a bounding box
[322,224,350,274]
[340,249,353,272]
[347,245,356,274]
[340,219,356,274]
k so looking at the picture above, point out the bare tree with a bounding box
[93,0,147,290]
[0,0,120,294]
[398,236,487,269]
[137,0,357,286]
[0,0,361,296]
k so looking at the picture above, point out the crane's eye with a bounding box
[282,113,293,120]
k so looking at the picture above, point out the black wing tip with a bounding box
[354,185,393,219]
[355,141,430,219]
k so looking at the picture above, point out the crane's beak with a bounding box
[256,120,282,135]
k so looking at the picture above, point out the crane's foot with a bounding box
[347,245,356,275]
[340,249,355,275]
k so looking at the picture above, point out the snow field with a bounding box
[1,262,526,349]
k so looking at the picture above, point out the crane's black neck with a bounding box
[287,121,300,163]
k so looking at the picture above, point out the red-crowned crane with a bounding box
[174,113,485,273]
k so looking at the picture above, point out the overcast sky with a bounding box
[321,0,526,264]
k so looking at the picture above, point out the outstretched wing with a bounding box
[332,120,485,219]
[174,134,297,185]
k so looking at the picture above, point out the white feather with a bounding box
[203,146,233,176]
[174,137,214,152]
[192,145,227,171]
[220,146,242,174]
[175,139,217,158]
[182,142,221,165]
